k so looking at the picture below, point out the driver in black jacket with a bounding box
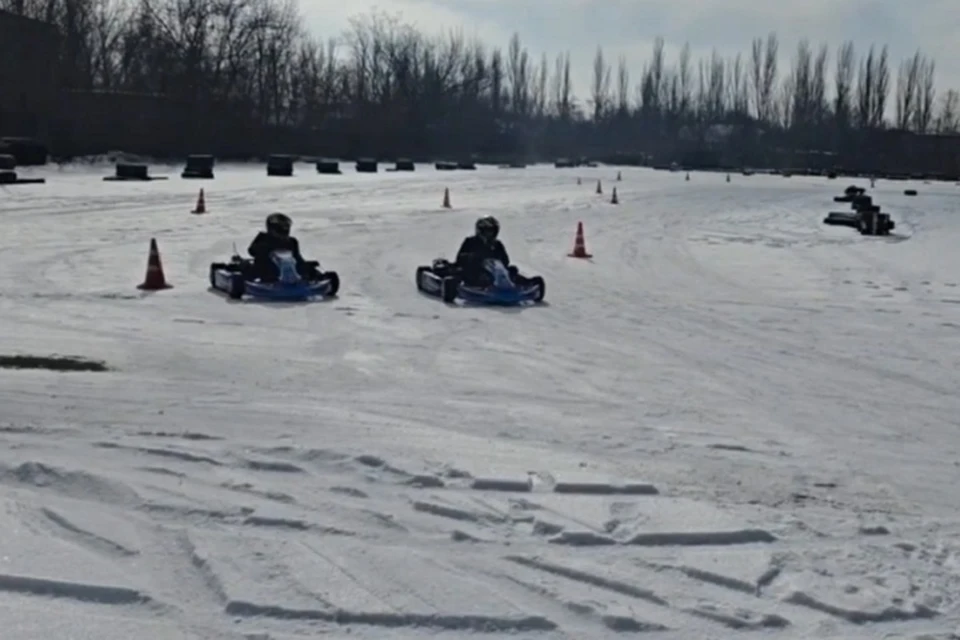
[248,213,306,281]
[454,216,517,285]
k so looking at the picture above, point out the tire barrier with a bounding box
[823,212,861,228]
[0,137,48,166]
[834,185,866,202]
[390,159,415,172]
[104,163,167,181]
[355,158,378,173]
[824,190,895,236]
[858,211,895,235]
[266,155,294,176]
[435,161,458,171]
[316,159,341,174]
[182,154,215,179]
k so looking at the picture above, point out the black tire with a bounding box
[416,266,429,292]
[530,276,546,302]
[228,274,245,299]
[441,276,458,303]
[209,264,218,288]
[324,271,340,297]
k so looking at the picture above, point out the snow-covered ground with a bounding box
[1,161,959,639]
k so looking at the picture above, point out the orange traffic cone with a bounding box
[442,187,451,208]
[577,177,582,185]
[568,222,592,259]
[616,171,622,182]
[137,238,172,290]
[610,187,618,204]
[191,189,206,214]
[596,179,602,194]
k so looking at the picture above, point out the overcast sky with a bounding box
[301,0,960,106]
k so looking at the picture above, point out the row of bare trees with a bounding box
[3,0,959,162]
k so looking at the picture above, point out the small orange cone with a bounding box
[610,187,618,204]
[616,171,622,181]
[577,177,582,185]
[442,187,451,208]
[191,189,206,214]
[596,180,602,194]
[568,222,592,259]
[137,238,172,290]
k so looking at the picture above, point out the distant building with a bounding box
[0,9,59,139]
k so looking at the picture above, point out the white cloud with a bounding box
[297,0,960,102]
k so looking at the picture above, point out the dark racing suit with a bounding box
[248,232,306,281]
[454,235,516,285]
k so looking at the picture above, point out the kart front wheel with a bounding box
[530,276,545,302]
[441,276,459,303]
[323,271,340,297]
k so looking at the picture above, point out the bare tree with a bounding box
[778,71,795,128]
[616,54,629,116]
[530,52,548,117]
[705,51,725,120]
[678,43,692,118]
[7,5,957,169]
[834,41,855,130]
[649,37,665,114]
[913,56,935,133]
[750,32,779,123]
[872,46,890,127]
[489,47,504,114]
[726,53,748,116]
[935,89,959,132]
[896,51,921,129]
[810,44,828,124]
[856,47,875,129]
[790,40,812,128]
[590,46,611,120]
[550,51,572,119]
[750,36,763,119]
[663,69,680,120]
[507,32,531,118]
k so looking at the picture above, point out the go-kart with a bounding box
[209,250,339,300]
[416,258,545,305]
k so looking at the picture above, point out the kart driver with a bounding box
[248,213,307,281]
[455,216,515,285]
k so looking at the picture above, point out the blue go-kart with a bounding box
[416,258,545,305]
[209,250,339,301]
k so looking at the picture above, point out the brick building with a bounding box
[0,9,59,140]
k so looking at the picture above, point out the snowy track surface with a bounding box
[2,163,960,639]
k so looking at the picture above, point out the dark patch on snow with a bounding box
[0,354,108,372]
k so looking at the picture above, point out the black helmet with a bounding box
[266,212,292,237]
[475,216,499,243]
